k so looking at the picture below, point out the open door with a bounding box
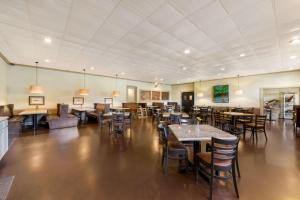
[181,92,194,113]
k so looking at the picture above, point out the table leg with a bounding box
[33,114,37,135]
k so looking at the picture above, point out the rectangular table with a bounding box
[71,107,95,124]
[163,112,189,119]
[168,124,236,165]
[19,109,48,134]
[222,112,254,126]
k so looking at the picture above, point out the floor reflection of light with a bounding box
[49,127,79,144]
[30,154,43,171]
[152,136,160,153]
[79,139,90,161]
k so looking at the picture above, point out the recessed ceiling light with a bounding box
[160,78,164,82]
[290,38,300,45]
[239,53,245,57]
[44,59,50,63]
[184,49,190,54]
[90,67,95,70]
[289,67,294,70]
[220,67,225,71]
[182,66,187,70]
[290,55,297,59]
[44,37,52,44]
[121,72,125,75]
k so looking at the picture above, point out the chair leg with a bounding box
[255,130,258,142]
[163,157,168,175]
[236,153,241,178]
[263,128,268,141]
[232,163,239,198]
[209,169,213,200]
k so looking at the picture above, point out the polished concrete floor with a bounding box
[0,119,300,200]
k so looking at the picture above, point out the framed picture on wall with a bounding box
[29,96,45,105]
[73,97,84,105]
[140,90,151,101]
[151,91,161,100]
[213,85,229,103]
[104,97,113,107]
[161,91,169,100]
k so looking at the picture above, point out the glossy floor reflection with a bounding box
[0,119,300,200]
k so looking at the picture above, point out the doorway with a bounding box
[181,92,194,113]
[126,86,137,102]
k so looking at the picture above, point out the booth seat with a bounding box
[47,104,78,130]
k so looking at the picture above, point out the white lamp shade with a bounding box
[112,90,120,97]
[235,89,243,95]
[29,85,44,94]
[79,88,89,96]
[197,91,204,97]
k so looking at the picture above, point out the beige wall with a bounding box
[0,58,7,105]
[7,65,171,109]
[171,83,194,104]
[194,70,300,108]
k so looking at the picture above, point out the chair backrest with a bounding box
[59,104,69,118]
[294,106,300,126]
[211,137,238,170]
[170,113,181,124]
[225,124,243,137]
[214,112,221,121]
[158,123,169,145]
[113,113,124,123]
[255,115,266,127]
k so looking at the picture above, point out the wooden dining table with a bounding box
[222,112,254,126]
[19,108,48,134]
[168,124,236,165]
[162,112,189,119]
[71,107,95,124]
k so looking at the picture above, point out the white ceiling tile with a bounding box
[147,4,184,30]
[0,0,300,83]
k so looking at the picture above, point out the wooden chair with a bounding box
[206,125,242,178]
[213,112,227,130]
[196,137,239,200]
[170,113,182,124]
[112,113,125,134]
[98,112,112,132]
[244,115,267,142]
[293,105,300,136]
[158,123,188,175]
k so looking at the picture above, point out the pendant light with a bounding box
[29,61,44,94]
[235,74,243,95]
[197,80,204,97]
[79,69,89,96]
[112,74,120,97]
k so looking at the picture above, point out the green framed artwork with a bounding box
[213,85,229,103]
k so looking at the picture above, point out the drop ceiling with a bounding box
[1,0,300,84]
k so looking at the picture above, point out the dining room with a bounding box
[1,0,300,200]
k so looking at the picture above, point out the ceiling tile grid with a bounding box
[0,0,300,84]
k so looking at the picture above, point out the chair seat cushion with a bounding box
[168,141,186,150]
[245,123,264,128]
[197,152,232,167]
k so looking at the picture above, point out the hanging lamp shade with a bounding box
[112,90,120,97]
[79,68,89,96]
[111,74,120,97]
[29,61,44,94]
[235,74,243,96]
[197,92,204,97]
[29,85,44,94]
[197,80,204,97]
[79,88,89,96]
